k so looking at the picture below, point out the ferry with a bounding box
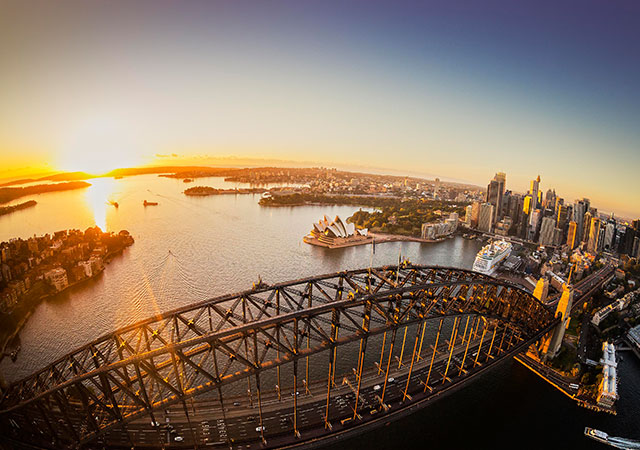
[584,427,640,449]
[472,240,512,275]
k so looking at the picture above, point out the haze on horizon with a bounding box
[1,1,639,217]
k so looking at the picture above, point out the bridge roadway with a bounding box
[0,264,558,449]
[103,267,612,449]
[98,325,516,448]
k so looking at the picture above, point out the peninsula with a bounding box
[0,227,134,362]
[0,182,91,204]
[0,200,37,217]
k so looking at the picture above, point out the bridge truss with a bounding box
[0,264,556,449]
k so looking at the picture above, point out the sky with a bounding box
[0,1,639,217]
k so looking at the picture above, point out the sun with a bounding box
[56,117,145,174]
[58,147,141,175]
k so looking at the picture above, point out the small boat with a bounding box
[183,178,193,183]
[143,200,158,206]
[114,175,123,179]
[108,200,119,208]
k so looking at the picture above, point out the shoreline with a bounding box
[302,232,450,249]
[0,244,131,366]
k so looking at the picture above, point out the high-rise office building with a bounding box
[604,217,616,252]
[507,193,523,227]
[539,216,556,246]
[553,227,564,246]
[557,204,569,231]
[544,189,556,212]
[633,236,640,259]
[470,202,480,228]
[573,199,589,245]
[619,226,636,255]
[464,205,473,227]
[566,221,578,249]
[486,172,506,221]
[478,203,495,233]
[582,211,593,243]
[529,175,541,214]
[587,217,601,254]
[529,209,542,242]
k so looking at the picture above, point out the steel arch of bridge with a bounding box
[0,264,556,448]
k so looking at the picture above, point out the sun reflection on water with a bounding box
[84,178,117,231]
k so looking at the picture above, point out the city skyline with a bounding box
[1,1,639,217]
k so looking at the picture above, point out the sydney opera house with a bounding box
[304,215,371,248]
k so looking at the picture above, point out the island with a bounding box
[0,200,37,217]
[0,227,134,362]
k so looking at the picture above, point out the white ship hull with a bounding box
[472,241,512,275]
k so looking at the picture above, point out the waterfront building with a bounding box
[421,213,458,240]
[597,342,618,408]
[44,267,69,292]
[470,201,480,228]
[494,217,512,236]
[464,204,473,227]
[538,216,556,246]
[628,325,640,352]
[592,288,639,326]
[79,260,93,278]
[477,203,494,233]
[305,215,367,247]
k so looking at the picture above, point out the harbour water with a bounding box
[1,174,638,448]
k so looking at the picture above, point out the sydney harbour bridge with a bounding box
[0,264,561,449]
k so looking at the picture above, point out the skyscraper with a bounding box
[604,217,616,252]
[557,204,569,231]
[470,201,480,228]
[486,172,506,221]
[544,189,556,212]
[572,199,589,245]
[478,203,495,233]
[587,217,601,254]
[539,216,556,246]
[529,175,541,213]
[582,211,593,243]
[464,204,473,227]
[567,221,578,249]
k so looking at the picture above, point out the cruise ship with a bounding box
[472,240,512,275]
